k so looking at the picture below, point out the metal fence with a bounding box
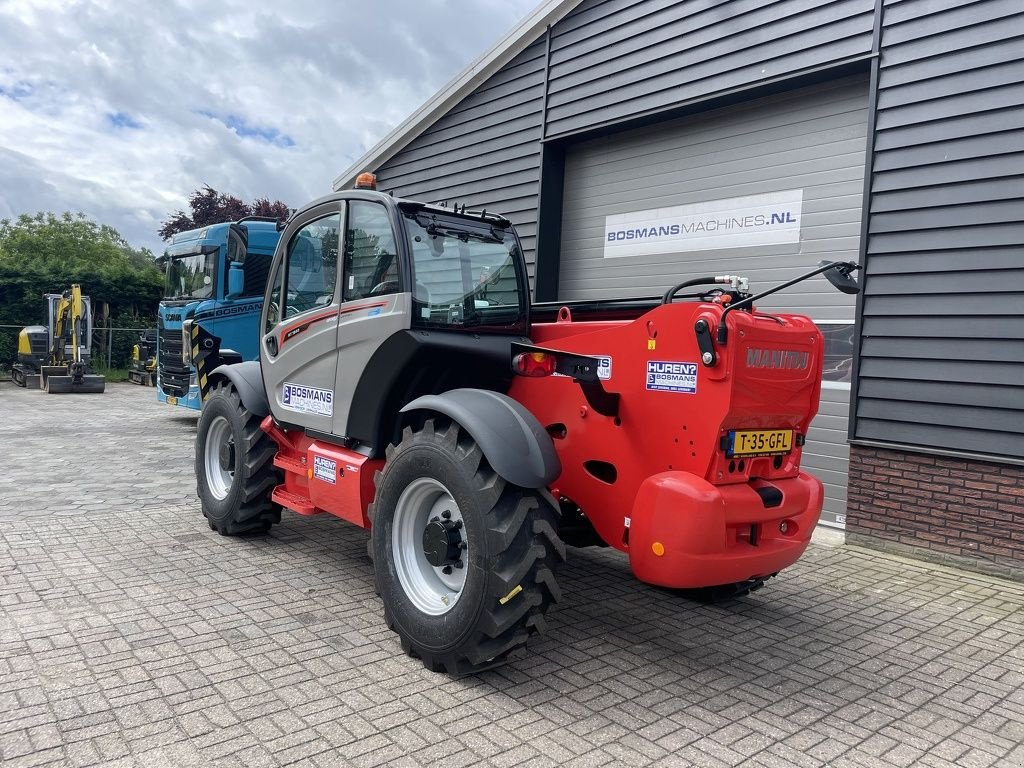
[0,324,156,378]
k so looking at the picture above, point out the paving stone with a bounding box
[1,381,1023,767]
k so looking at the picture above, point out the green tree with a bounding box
[0,212,163,368]
[0,212,156,275]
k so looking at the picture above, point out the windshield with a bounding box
[403,212,526,332]
[163,251,216,300]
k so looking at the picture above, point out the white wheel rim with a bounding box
[392,477,467,616]
[204,415,235,500]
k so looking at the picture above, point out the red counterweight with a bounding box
[509,300,825,589]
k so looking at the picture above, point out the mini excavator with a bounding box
[12,285,106,394]
[128,330,158,386]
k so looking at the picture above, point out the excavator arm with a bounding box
[39,285,105,394]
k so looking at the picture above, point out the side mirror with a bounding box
[819,260,861,295]
[226,262,244,298]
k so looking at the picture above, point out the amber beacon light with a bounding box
[354,172,377,190]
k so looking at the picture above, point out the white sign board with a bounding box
[281,382,334,417]
[603,189,803,259]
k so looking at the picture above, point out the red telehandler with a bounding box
[194,175,860,675]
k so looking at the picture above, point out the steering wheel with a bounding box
[268,301,302,326]
[367,280,399,297]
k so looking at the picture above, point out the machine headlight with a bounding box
[181,320,193,366]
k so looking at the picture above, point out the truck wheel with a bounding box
[195,382,281,535]
[369,418,565,675]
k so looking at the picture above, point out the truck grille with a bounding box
[158,328,190,396]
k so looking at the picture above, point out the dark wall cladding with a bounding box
[545,0,875,137]
[373,39,548,277]
[373,0,878,279]
[854,0,1024,461]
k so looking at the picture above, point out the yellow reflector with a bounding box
[498,584,523,605]
[652,542,665,557]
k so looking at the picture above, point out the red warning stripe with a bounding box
[278,302,389,349]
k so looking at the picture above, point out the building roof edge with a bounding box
[332,0,581,191]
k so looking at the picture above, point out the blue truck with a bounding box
[157,219,281,410]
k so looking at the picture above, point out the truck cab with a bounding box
[157,220,281,409]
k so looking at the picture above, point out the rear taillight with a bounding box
[513,352,556,377]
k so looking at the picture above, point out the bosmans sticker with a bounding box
[313,455,337,484]
[282,382,334,416]
[646,361,697,394]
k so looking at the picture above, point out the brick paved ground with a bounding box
[1,381,1023,767]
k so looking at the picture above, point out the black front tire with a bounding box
[195,383,281,535]
[369,418,565,675]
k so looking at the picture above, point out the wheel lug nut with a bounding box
[442,566,453,575]
[459,541,467,550]
[441,510,451,519]
[430,516,439,523]
[455,560,464,569]
[454,520,463,530]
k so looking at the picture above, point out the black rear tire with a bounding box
[369,418,564,675]
[195,382,281,535]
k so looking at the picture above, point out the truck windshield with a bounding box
[163,251,216,300]
[403,212,526,332]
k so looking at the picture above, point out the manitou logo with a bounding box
[746,348,809,370]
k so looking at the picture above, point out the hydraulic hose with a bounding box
[661,276,721,304]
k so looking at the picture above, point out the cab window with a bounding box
[225,230,244,295]
[345,201,400,302]
[224,230,272,298]
[265,212,340,331]
[403,211,526,332]
[265,262,284,333]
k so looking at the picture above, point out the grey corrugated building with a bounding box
[336,0,1024,579]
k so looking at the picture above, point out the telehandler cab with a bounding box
[195,176,860,675]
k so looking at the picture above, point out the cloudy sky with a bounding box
[0,0,538,253]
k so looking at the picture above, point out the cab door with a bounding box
[329,199,412,436]
[260,203,343,433]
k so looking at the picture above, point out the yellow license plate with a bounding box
[167,396,177,406]
[727,429,793,457]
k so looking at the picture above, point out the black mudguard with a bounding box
[401,388,561,489]
[207,361,269,417]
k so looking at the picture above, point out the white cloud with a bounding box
[0,0,538,253]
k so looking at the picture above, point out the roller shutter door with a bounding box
[558,76,868,527]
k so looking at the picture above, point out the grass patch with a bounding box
[94,367,131,382]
